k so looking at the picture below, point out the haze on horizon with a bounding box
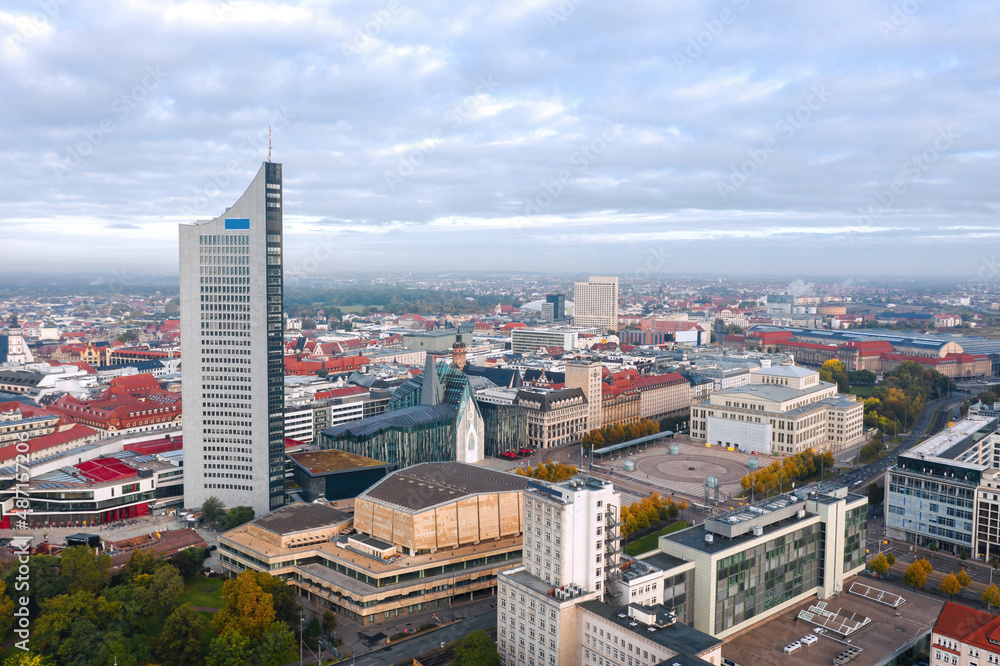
[0,0,997,279]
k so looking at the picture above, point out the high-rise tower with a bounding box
[573,276,618,333]
[180,162,285,517]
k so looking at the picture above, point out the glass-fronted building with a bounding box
[885,416,997,555]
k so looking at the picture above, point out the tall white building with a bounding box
[498,477,724,666]
[179,162,286,517]
[573,276,619,333]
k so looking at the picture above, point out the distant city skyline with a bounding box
[1,1,997,278]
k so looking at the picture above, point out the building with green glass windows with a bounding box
[320,356,484,470]
[650,485,866,638]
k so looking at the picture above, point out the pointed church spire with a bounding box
[421,355,444,406]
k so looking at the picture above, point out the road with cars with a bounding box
[831,394,965,491]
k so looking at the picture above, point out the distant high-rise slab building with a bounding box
[180,162,285,517]
[573,276,618,333]
[545,293,566,321]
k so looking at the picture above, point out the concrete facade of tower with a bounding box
[179,162,285,517]
[573,275,618,333]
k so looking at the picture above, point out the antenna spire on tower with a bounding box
[268,126,272,162]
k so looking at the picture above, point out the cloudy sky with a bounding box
[1,0,997,280]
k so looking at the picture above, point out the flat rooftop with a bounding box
[252,502,352,537]
[907,415,997,461]
[579,599,722,658]
[361,461,531,512]
[288,449,389,475]
[723,575,945,666]
[711,379,833,403]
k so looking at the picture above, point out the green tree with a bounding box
[207,630,252,666]
[169,547,208,578]
[202,496,226,526]
[0,579,15,639]
[452,629,502,666]
[156,603,209,666]
[322,609,338,635]
[868,553,889,579]
[134,564,184,615]
[220,506,255,530]
[164,298,180,316]
[121,548,160,581]
[983,584,1000,612]
[33,591,123,656]
[939,572,962,597]
[2,555,66,617]
[60,545,112,594]
[254,621,297,666]
[212,571,276,639]
[867,482,884,507]
[886,551,896,569]
[3,654,56,666]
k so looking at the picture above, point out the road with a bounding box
[350,611,495,666]
[832,394,965,490]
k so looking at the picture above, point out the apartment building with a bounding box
[632,372,690,421]
[566,359,603,432]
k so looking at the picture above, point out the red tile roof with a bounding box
[314,386,369,400]
[933,601,998,647]
[0,424,98,463]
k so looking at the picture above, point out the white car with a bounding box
[784,642,801,653]
[801,635,818,645]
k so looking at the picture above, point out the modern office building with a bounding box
[179,162,285,517]
[655,485,867,638]
[510,327,581,354]
[885,415,999,556]
[688,365,864,455]
[545,293,566,322]
[573,276,619,333]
